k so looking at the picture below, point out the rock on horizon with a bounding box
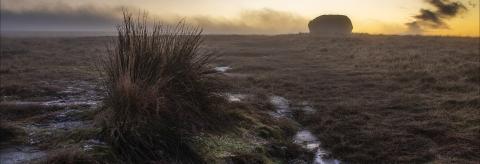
[308,15,353,36]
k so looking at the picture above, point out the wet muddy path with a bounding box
[218,66,342,164]
[269,96,341,164]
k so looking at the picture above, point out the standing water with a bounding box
[0,146,46,164]
[0,81,101,163]
[269,96,341,164]
[214,66,231,73]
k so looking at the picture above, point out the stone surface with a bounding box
[308,15,353,36]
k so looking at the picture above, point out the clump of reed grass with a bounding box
[100,10,226,163]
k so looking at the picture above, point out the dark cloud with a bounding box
[429,0,465,16]
[406,0,467,34]
[415,9,442,25]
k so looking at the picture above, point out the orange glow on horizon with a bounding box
[1,0,479,36]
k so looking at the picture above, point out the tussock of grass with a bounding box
[99,11,227,163]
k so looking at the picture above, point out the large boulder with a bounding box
[308,15,353,36]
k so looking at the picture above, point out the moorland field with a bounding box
[0,34,479,163]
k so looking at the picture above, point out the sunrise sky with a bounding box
[1,0,479,36]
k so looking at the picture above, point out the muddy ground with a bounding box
[1,34,479,163]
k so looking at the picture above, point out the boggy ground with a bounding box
[1,34,479,163]
[203,34,480,163]
[0,36,311,163]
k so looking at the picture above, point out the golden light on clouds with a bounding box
[1,0,478,36]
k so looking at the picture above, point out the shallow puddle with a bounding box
[0,80,100,109]
[269,96,292,118]
[0,81,100,163]
[302,106,317,114]
[0,100,99,108]
[314,149,341,164]
[0,146,46,164]
[0,110,94,163]
[29,121,91,131]
[226,93,248,102]
[43,99,99,108]
[82,139,107,152]
[214,66,231,73]
[293,130,341,164]
[294,130,320,150]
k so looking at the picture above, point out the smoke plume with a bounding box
[406,0,467,34]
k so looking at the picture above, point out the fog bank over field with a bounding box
[0,0,478,36]
[1,3,308,34]
[0,2,122,32]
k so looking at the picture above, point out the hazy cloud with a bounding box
[406,0,467,34]
[188,8,308,34]
[1,1,308,34]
